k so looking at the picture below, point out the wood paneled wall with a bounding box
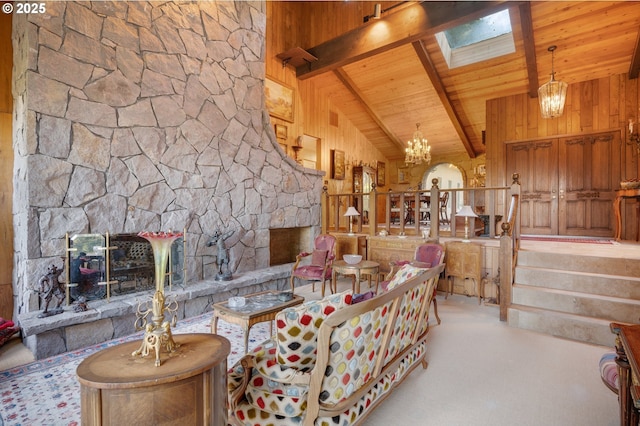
[266,2,390,199]
[0,12,13,320]
[486,73,640,239]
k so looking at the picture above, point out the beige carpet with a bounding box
[295,278,618,425]
[361,294,619,426]
[3,280,620,425]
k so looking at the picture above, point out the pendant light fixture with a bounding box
[404,123,432,165]
[538,45,568,119]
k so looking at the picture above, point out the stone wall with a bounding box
[12,1,323,316]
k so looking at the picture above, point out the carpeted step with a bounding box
[507,304,616,347]
[515,266,640,299]
[517,249,640,276]
[512,284,640,324]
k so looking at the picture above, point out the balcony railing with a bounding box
[321,173,521,321]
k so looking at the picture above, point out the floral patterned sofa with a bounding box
[228,263,445,425]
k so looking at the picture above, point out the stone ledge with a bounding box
[19,264,293,359]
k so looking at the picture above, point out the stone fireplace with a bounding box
[269,227,312,266]
[11,1,324,357]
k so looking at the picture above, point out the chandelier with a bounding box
[538,45,568,119]
[404,123,431,165]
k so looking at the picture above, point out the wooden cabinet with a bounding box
[367,235,430,275]
[333,233,367,261]
[77,333,230,426]
[353,166,375,225]
[445,241,483,304]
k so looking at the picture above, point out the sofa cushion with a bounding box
[276,290,352,370]
[385,264,428,291]
[246,372,309,417]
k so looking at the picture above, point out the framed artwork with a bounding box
[377,161,386,186]
[398,166,410,184]
[265,77,295,122]
[275,124,288,140]
[331,149,345,180]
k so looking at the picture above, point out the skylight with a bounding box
[436,9,515,69]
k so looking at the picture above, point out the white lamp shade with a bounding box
[456,205,478,217]
[344,206,360,217]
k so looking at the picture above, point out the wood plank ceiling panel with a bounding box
[289,1,640,161]
[341,43,466,159]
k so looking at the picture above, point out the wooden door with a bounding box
[507,131,620,237]
[558,132,619,236]
[506,140,558,235]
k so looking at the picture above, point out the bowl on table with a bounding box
[343,254,362,264]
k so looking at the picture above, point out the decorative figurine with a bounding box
[207,228,234,281]
[34,264,65,318]
[73,296,89,313]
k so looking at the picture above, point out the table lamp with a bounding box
[456,205,478,242]
[344,206,360,236]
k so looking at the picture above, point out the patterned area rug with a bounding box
[0,314,271,426]
[520,236,614,244]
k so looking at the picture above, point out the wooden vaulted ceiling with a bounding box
[286,1,640,161]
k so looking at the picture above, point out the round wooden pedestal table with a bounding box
[76,333,230,426]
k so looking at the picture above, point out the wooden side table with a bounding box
[76,333,230,426]
[332,260,380,294]
[445,241,483,304]
[614,188,640,241]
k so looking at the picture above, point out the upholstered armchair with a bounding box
[290,234,336,296]
[381,242,445,323]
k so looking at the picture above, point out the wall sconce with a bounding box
[363,3,382,22]
[628,119,640,153]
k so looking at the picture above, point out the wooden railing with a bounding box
[321,173,522,321]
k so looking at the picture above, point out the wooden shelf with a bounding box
[276,47,317,68]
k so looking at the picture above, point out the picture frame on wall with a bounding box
[377,161,385,186]
[331,149,345,180]
[275,124,288,140]
[398,166,409,184]
[265,77,295,122]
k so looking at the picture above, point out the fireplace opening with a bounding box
[66,233,184,302]
[269,227,312,266]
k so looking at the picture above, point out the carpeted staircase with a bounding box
[507,245,640,346]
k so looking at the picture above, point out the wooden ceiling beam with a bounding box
[333,68,407,154]
[518,2,539,98]
[296,1,512,80]
[412,40,476,158]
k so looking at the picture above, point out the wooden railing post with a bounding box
[430,178,440,240]
[369,184,378,237]
[510,173,521,239]
[321,182,329,234]
[499,222,513,322]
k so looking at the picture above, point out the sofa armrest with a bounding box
[254,354,311,385]
[228,355,255,409]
